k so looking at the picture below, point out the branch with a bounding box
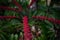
[32,16,60,24]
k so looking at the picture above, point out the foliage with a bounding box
[0,0,60,40]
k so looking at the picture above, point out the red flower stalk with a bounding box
[28,0,36,8]
[13,0,23,11]
[23,16,32,40]
[32,16,60,24]
[0,6,19,12]
[0,16,18,19]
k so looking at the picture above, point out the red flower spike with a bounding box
[0,6,19,12]
[32,16,47,20]
[23,16,32,40]
[13,0,23,11]
[32,16,60,24]
[0,16,17,19]
[47,18,55,23]
[58,20,60,24]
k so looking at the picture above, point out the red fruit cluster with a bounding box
[32,16,60,24]
[23,16,32,40]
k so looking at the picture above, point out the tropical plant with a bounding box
[0,0,60,40]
